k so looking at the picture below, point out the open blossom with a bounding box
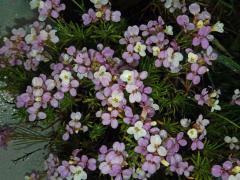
[108,90,124,108]
[186,63,208,85]
[147,135,168,156]
[94,66,112,87]
[90,0,108,8]
[127,121,147,140]
[187,52,198,63]
[126,84,142,103]
[163,47,183,72]
[187,128,198,139]
[59,70,72,85]
[120,70,135,84]
[224,136,239,150]
[69,166,87,180]
[122,44,140,63]
[134,42,146,57]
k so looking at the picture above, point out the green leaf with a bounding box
[217,55,240,73]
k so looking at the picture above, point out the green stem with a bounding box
[209,112,240,129]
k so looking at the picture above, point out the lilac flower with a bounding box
[194,88,209,105]
[122,44,140,63]
[101,110,119,128]
[176,15,195,30]
[189,3,200,15]
[123,106,139,125]
[168,154,194,177]
[186,63,208,85]
[82,9,97,25]
[98,142,129,179]
[94,66,112,87]
[142,154,160,174]
[192,26,211,49]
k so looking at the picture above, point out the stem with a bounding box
[71,0,85,11]
[209,112,240,129]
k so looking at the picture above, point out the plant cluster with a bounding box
[0,0,240,180]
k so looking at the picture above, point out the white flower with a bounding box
[187,128,198,139]
[29,0,40,9]
[167,48,183,68]
[70,166,87,180]
[59,70,72,84]
[152,46,161,57]
[180,118,191,128]
[49,30,59,43]
[120,70,135,84]
[212,21,224,33]
[39,30,49,41]
[234,89,240,95]
[229,173,240,180]
[134,42,146,57]
[224,136,239,150]
[32,77,43,87]
[25,28,37,44]
[71,112,82,121]
[45,79,56,91]
[147,135,168,156]
[108,90,124,107]
[90,0,109,8]
[94,66,112,86]
[149,98,159,111]
[210,99,221,112]
[164,25,173,35]
[127,121,147,140]
[187,52,198,63]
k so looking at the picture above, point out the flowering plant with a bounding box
[0,0,240,179]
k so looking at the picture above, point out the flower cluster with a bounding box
[30,0,66,21]
[62,112,88,141]
[186,114,210,151]
[0,21,59,71]
[195,87,221,112]
[82,0,121,25]
[160,0,187,13]
[212,159,240,180]
[45,150,96,180]
[98,142,132,179]
[1,0,238,180]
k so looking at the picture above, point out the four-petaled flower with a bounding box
[147,135,168,156]
[127,121,147,140]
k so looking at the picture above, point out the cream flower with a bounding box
[164,25,173,35]
[187,128,198,139]
[59,70,72,84]
[152,46,161,57]
[134,42,146,57]
[127,121,147,140]
[70,165,87,180]
[120,70,135,84]
[212,21,224,33]
[187,52,198,63]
